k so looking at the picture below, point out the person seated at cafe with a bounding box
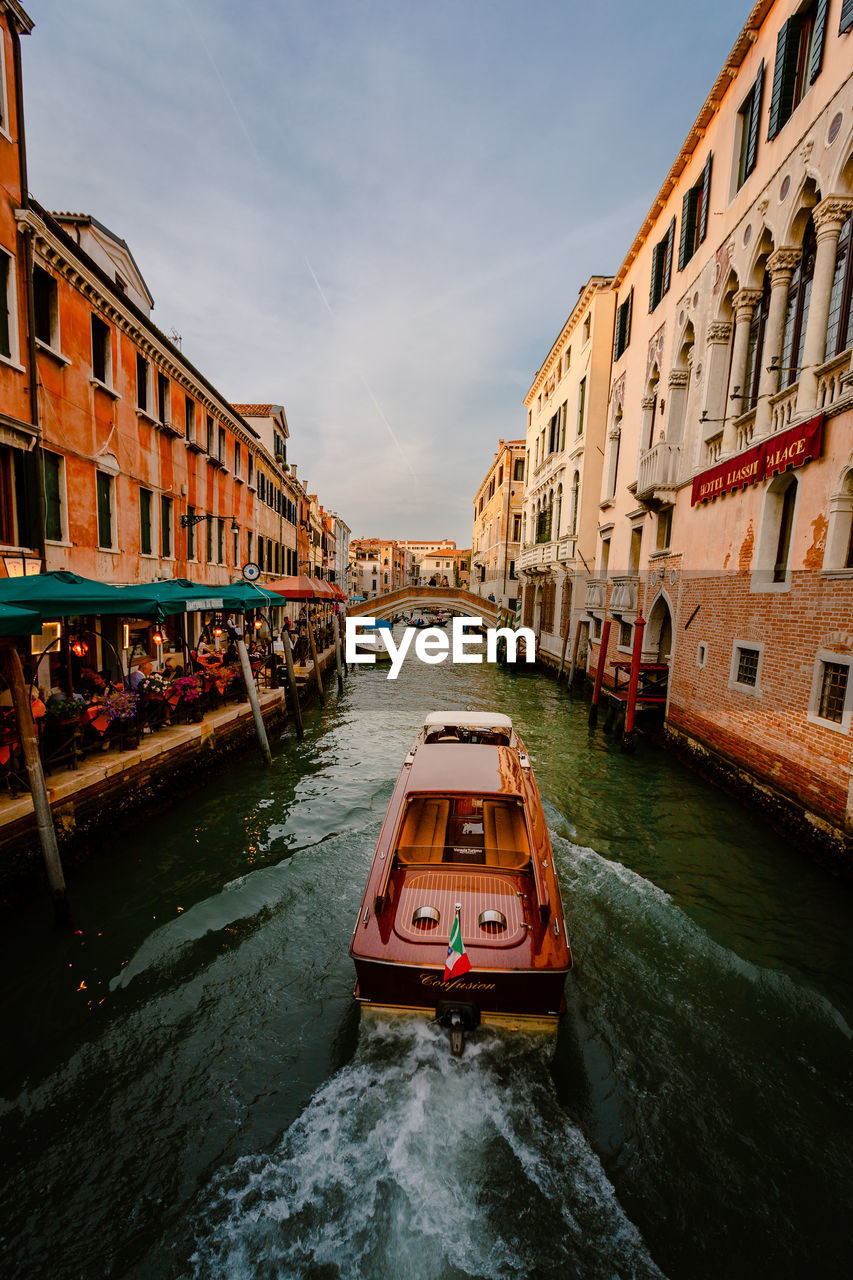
[129,660,153,690]
[197,635,213,656]
[77,666,106,699]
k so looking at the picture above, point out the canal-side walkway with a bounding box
[0,643,341,905]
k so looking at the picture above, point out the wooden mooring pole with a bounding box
[588,617,611,729]
[556,610,571,681]
[236,635,272,766]
[332,613,344,694]
[6,646,69,923]
[621,615,646,753]
[567,619,583,691]
[281,629,304,740]
[305,612,325,705]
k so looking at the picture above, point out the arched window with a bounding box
[743,273,771,409]
[780,217,816,387]
[570,471,579,536]
[823,469,853,570]
[773,474,797,581]
[555,484,562,538]
[826,212,853,359]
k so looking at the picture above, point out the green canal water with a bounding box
[1,656,851,1279]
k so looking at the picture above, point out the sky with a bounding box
[21,0,749,546]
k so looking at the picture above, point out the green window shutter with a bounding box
[649,242,661,312]
[809,0,829,83]
[698,153,713,243]
[96,473,112,548]
[678,190,692,270]
[745,62,764,180]
[0,254,10,358]
[663,217,675,296]
[626,288,632,348]
[767,20,800,139]
[841,0,853,34]
[43,452,62,541]
[139,488,152,555]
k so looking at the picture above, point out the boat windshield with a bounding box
[423,726,511,746]
[395,795,529,870]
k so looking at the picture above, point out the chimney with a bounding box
[290,464,297,478]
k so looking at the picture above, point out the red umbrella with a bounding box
[265,575,319,600]
[310,578,335,600]
[329,583,346,601]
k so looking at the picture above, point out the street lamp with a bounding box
[180,512,239,533]
[3,552,43,577]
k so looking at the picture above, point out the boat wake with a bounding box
[188,1018,667,1280]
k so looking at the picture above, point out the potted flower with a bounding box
[139,671,168,698]
[103,687,139,723]
[173,674,204,721]
[47,698,83,726]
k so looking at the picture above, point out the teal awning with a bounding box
[0,601,43,636]
[0,571,161,619]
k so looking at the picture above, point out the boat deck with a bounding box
[393,866,527,948]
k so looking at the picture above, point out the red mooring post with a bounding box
[622,615,646,753]
[588,617,612,728]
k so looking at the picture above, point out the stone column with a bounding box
[663,369,690,442]
[796,197,853,414]
[700,320,732,460]
[640,395,658,455]
[754,247,800,436]
[722,289,762,453]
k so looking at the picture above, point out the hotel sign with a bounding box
[691,414,823,506]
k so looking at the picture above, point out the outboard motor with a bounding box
[436,1001,480,1056]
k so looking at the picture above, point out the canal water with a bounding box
[1,654,851,1279]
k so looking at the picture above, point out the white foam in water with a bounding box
[188,1019,667,1280]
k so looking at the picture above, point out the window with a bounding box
[842,0,853,35]
[91,314,111,384]
[185,396,196,443]
[157,372,171,426]
[826,213,853,359]
[817,661,848,722]
[780,219,815,387]
[582,314,591,343]
[186,505,196,560]
[656,507,673,551]
[773,475,797,582]
[217,517,224,563]
[619,621,633,648]
[591,615,602,640]
[508,560,517,580]
[629,526,643,572]
[206,515,213,563]
[678,153,713,269]
[42,450,64,542]
[547,413,560,455]
[161,495,172,558]
[234,528,240,567]
[0,250,13,359]
[735,66,764,191]
[247,531,253,562]
[96,472,114,548]
[247,453,255,487]
[577,377,586,435]
[257,535,265,569]
[512,514,521,541]
[136,353,149,412]
[218,427,226,464]
[649,218,676,311]
[767,2,828,140]
[614,289,633,360]
[600,537,610,575]
[206,414,215,453]
[139,487,152,555]
[696,642,708,668]
[234,442,241,478]
[731,642,763,691]
[33,265,58,348]
[810,654,852,730]
[570,472,579,536]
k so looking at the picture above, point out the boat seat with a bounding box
[482,801,529,870]
[396,798,450,864]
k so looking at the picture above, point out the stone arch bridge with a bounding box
[347,586,500,625]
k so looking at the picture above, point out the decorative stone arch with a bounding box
[664,321,695,443]
[744,225,775,290]
[641,361,662,453]
[713,267,740,324]
[780,174,821,249]
[645,590,674,664]
[828,131,853,197]
[823,456,853,571]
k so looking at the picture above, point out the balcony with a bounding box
[585,577,607,610]
[732,408,756,452]
[769,383,797,435]
[519,540,559,571]
[610,575,639,615]
[816,349,852,413]
[636,440,681,501]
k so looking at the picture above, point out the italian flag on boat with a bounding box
[444,907,472,981]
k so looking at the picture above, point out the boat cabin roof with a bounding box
[423,711,513,732]
[407,742,524,797]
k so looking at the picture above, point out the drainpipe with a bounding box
[11,19,46,564]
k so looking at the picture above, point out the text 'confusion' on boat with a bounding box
[345,616,536,680]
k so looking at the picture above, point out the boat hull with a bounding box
[352,956,569,1022]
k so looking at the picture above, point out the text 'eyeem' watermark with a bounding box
[345,615,535,680]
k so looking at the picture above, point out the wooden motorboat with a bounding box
[350,711,572,1052]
